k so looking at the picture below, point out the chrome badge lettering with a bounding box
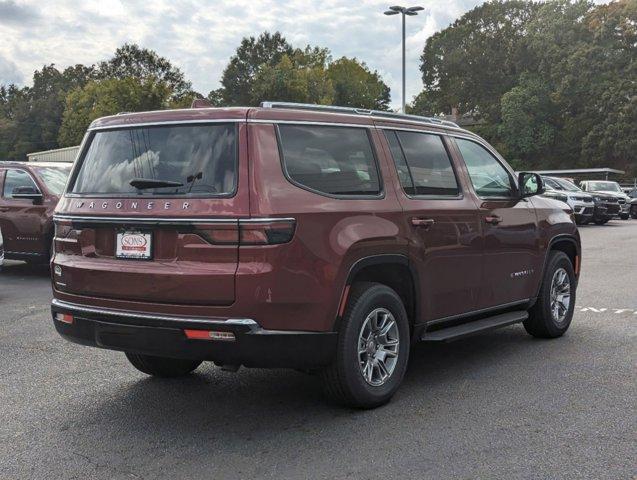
[511,269,534,279]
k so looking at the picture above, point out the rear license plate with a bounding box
[116,231,152,260]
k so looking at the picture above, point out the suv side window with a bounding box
[455,138,515,198]
[278,125,381,197]
[385,130,460,197]
[3,169,38,199]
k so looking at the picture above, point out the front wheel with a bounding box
[524,251,576,338]
[125,352,202,377]
[620,214,629,220]
[320,282,410,409]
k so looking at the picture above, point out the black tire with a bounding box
[524,251,576,339]
[593,218,607,225]
[620,214,629,220]
[125,352,202,377]
[320,282,410,409]
[632,208,637,219]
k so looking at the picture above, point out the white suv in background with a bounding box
[542,176,595,225]
[580,180,631,220]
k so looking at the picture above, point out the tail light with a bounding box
[53,220,82,255]
[195,218,296,246]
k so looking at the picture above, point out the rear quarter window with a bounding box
[277,125,381,197]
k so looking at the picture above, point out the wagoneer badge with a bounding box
[74,201,191,210]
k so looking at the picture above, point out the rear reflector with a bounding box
[55,313,74,324]
[184,329,236,341]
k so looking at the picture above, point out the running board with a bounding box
[421,311,528,343]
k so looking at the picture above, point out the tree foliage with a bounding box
[412,0,637,176]
[96,44,193,100]
[58,78,173,146]
[211,31,391,110]
[216,32,293,106]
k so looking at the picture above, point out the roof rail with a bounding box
[260,101,460,128]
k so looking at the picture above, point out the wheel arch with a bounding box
[335,254,419,334]
[534,234,581,300]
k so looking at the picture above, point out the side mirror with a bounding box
[12,186,43,203]
[518,172,545,198]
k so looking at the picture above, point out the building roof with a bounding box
[532,168,625,176]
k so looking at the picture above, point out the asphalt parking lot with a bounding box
[1,221,635,479]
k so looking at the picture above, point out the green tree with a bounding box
[58,77,171,146]
[0,64,93,161]
[413,0,636,176]
[96,44,194,100]
[217,32,293,106]
[418,0,540,121]
[327,57,390,110]
[251,48,334,105]
[214,32,392,109]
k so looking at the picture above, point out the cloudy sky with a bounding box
[0,0,605,109]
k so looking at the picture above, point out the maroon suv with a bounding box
[50,103,580,408]
[0,162,71,263]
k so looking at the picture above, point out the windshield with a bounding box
[587,181,621,192]
[34,166,71,195]
[71,124,237,196]
[554,178,581,192]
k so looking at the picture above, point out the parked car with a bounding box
[627,188,637,219]
[579,180,630,220]
[0,162,72,263]
[541,176,594,225]
[50,103,581,408]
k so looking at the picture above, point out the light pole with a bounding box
[384,5,424,113]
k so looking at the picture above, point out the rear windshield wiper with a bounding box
[130,178,184,190]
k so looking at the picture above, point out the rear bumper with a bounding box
[51,299,337,369]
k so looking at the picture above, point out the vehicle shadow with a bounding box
[56,326,555,469]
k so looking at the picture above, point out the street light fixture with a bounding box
[384,5,424,113]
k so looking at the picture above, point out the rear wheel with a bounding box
[125,352,202,377]
[524,251,576,338]
[320,282,410,409]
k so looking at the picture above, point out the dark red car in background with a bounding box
[0,162,71,263]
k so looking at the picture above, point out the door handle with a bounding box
[411,217,435,228]
[484,215,502,225]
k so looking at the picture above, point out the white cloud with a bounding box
[0,0,612,109]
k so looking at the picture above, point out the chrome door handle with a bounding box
[485,215,502,225]
[411,218,435,228]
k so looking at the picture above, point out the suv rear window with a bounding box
[70,124,237,196]
[278,125,381,197]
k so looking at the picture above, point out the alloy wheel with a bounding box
[550,268,571,324]
[357,308,400,386]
